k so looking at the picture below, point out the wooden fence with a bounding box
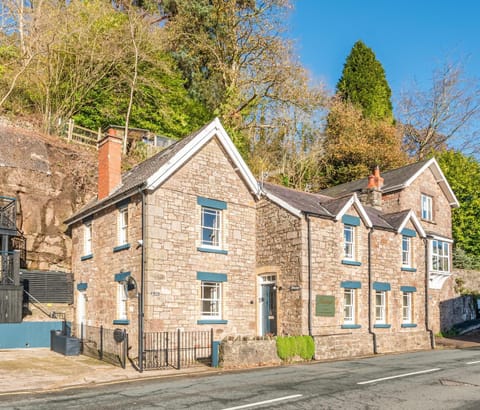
[63,119,100,149]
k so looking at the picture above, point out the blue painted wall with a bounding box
[0,321,66,348]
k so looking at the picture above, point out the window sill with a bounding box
[113,319,129,325]
[374,324,391,329]
[113,243,130,253]
[401,267,417,272]
[197,247,228,255]
[81,254,93,261]
[341,259,361,266]
[197,319,228,325]
[341,324,361,329]
[401,323,417,328]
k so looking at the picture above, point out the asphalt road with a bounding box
[2,347,480,410]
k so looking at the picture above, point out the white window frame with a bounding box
[118,206,129,246]
[117,282,128,321]
[375,290,386,324]
[201,206,221,248]
[343,225,355,260]
[402,236,411,267]
[402,292,412,324]
[343,288,355,324]
[431,239,450,273]
[84,221,92,255]
[200,281,222,320]
[421,194,433,221]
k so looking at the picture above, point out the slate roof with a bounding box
[363,207,396,230]
[65,122,210,224]
[319,159,431,198]
[381,210,412,231]
[261,182,333,217]
[262,181,421,232]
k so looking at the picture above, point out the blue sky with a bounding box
[289,1,480,102]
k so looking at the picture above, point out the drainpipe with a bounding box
[368,228,377,354]
[424,238,435,349]
[306,214,312,337]
[138,189,146,372]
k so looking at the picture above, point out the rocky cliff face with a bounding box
[0,122,97,271]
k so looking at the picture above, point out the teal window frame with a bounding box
[197,272,227,324]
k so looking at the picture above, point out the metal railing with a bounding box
[0,251,20,285]
[79,324,128,369]
[0,196,16,231]
[143,329,213,370]
[10,230,26,268]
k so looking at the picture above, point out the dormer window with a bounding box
[421,194,433,221]
[402,236,411,266]
[344,225,355,260]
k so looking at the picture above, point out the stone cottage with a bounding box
[259,158,458,359]
[65,119,261,360]
[65,119,458,363]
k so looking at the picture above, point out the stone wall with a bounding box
[220,338,281,369]
[314,333,373,360]
[429,269,480,333]
[375,331,432,353]
[143,137,257,340]
[71,194,143,353]
[256,199,303,335]
[382,166,453,239]
[309,208,370,335]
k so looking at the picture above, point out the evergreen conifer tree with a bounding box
[336,40,393,121]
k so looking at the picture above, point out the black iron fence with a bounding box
[79,324,128,369]
[143,329,213,370]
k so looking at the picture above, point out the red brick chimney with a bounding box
[98,128,122,200]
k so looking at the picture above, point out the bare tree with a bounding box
[398,61,480,159]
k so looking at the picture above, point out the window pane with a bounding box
[344,289,354,323]
[200,281,221,318]
[402,292,412,323]
[402,236,410,265]
[201,207,220,247]
[344,225,354,259]
[431,240,449,273]
[375,291,385,323]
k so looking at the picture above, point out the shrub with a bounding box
[276,335,315,361]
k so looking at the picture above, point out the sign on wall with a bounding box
[315,295,335,317]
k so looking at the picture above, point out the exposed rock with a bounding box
[0,123,97,271]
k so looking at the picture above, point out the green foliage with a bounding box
[437,150,480,260]
[453,248,480,271]
[276,335,314,361]
[73,54,210,139]
[336,41,393,121]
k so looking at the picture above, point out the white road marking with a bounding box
[466,360,480,365]
[222,394,303,410]
[357,368,441,385]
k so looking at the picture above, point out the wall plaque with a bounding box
[315,295,335,317]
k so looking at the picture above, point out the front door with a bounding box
[76,291,86,337]
[259,275,277,335]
